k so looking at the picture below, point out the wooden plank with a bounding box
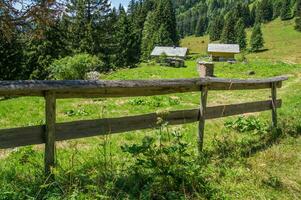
[271,83,277,128]
[44,91,56,176]
[0,76,288,98]
[0,126,44,148]
[0,100,282,149]
[198,86,208,152]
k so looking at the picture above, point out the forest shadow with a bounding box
[253,48,269,53]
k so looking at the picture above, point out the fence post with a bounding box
[198,85,208,152]
[271,83,277,128]
[197,61,214,78]
[44,91,56,178]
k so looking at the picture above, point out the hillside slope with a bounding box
[181,19,301,63]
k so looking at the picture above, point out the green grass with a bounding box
[180,19,301,64]
[0,58,300,199]
[1,18,301,198]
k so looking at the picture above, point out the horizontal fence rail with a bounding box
[0,100,282,149]
[0,76,287,98]
[0,76,288,176]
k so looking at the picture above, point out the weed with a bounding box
[128,98,146,106]
[128,96,181,107]
[64,109,89,117]
[224,116,267,134]
[262,175,283,189]
[120,128,221,199]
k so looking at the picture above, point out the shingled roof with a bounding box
[151,46,188,58]
[208,44,240,53]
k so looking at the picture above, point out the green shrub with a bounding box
[128,96,181,107]
[120,131,219,199]
[224,116,267,134]
[262,175,282,189]
[64,109,89,117]
[49,54,104,80]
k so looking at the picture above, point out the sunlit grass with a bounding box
[180,19,301,64]
[0,58,300,199]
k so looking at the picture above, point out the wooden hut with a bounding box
[151,46,188,67]
[208,44,240,61]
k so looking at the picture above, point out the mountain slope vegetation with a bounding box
[181,19,301,63]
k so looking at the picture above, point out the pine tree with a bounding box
[273,1,283,19]
[141,12,157,59]
[250,5,257,26]
[141,0,178,59]
[221,12,237,44]
[190,15,198,35]
[127,0,154,63]
[280,0,292,20]
[241,3,252,27]
[235,18,247,50]
[209,15,224,41]
[233,2,251,27]
[115,7,132,67]
[155,0,178,44]
[0,31,24,80]
[260,0,273,22]
[65,0,112,55]
[250,23,264,52]
[195,16,207,37]
[295,0,301,31]
[154,24,173,46]
[255,3,263,23]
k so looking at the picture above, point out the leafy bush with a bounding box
[224,116,267,134]
[64,109,89,117]
[120,131,219,199]
[262,175,282,189]
[49,54,104,80]
[128,96,181,107]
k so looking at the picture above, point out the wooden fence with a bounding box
[0,76,287,175]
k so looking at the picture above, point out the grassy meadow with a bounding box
[181,19,301,63]
[0,19,301,199]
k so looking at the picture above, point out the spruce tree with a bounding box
[241,3,252,27]
[155,0,178,44]
[250,23,264,52]
[141,12,157,59]
[233,2,251,27]
[195,16,207,37]
[295,0,301,31]
[65,0,112,55]
[235,18,247,50]
[190,15,198,35]
[154,24,173,46]
[250,5,257,27]
[280,0,292,20]
[255,3,263,23]
[127,0,153,63]
[221,12,237,44]
[260,0,273,22]
[0,30,24,80]
[209,15,224,41]
[141,0,178,59]
[273,1,283,19]
[115,7,133,67]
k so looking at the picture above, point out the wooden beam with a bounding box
[271,83,277,128]
[198,86,208,152]
[0,76,288,98]
[44,91,56,176]
[0,100,282,149]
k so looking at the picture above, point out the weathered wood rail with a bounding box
[0,76,288,176]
